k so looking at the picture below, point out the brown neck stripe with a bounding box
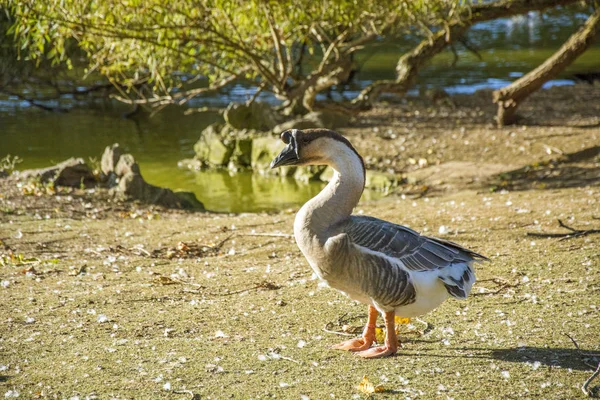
[293,129,366,178]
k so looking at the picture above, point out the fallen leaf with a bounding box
[375,317,412,342]
[357,375,385,396]
[176,242,190,252]
[69,265,87,276]
[165,249,176,259]
[152,276,179,285]
[375,327,385,344]
[21,265,37,275]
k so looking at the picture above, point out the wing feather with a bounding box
[339,216,488,272]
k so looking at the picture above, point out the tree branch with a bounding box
[351,0,587,109]
[493,6,600,126]
[110,71,243,108]
[263,5,288,86]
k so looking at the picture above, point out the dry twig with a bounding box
[213,280,281,297]
[472,277,520,296]
[582,363,600,397]
[527,219,600,241]
[563,333,600,397]
[237,232,293,238]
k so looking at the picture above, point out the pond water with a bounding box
[1,11,599,212]
[0,107,340,212]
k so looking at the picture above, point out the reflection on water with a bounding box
[188,170,326,213]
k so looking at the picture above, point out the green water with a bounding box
[1,11,599,212]
[0,107,339,212]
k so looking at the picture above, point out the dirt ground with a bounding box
[1,85,599,399]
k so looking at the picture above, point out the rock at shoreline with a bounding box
[101,144,124,176]
[224,102,283,131]
[191,107,353,177]
[19,158,96,188]
[250,136,285,172]
[191,128,338,180]
[230,138,253,168]
[116,171,203,210]
[18,144,204,210]
[193,124,235,167]
[102,145,204,210]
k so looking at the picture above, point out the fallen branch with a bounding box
[493,7,600,126]
[527,219,600,241]
[323,323,354,337]
[564,333,600,368]
[212,280,281,297]
[149,234,235,259]
[472,277,520,296]
[583,362,600,397]
[564,333,600,397]
[351,0,585,108]
[237,232,293,238]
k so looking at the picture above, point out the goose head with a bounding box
[270,128,364,170]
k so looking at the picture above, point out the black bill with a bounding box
[270,130,299,168]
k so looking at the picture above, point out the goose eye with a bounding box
[281,130,292,144]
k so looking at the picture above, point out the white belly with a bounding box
[393,270,449,317]
[318,267,450,318]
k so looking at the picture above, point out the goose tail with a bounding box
[438,262,476,299]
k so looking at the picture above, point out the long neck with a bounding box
[294,146,365,242]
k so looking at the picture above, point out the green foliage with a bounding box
[4,0,469,111]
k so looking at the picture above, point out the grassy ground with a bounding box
[1,86,599,399]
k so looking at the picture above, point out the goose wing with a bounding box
[339,216,488,272]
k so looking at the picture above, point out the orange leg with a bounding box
[332,305,378,352]
[356,310,398,358]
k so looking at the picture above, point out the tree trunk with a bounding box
[352,0,586,109]
[493,7,600,127]
[282,57,353,115]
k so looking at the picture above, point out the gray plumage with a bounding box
[334,216,488,307]
[271,128,488,322]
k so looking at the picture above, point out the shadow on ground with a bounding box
[395,346,599,372]
[490,146,600,192]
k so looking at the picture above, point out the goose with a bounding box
[270,128,488,359]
